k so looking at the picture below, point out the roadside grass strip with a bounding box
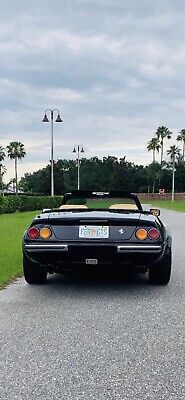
[88,199,185,212]
[0,211,39,288]
[149,200,185,213]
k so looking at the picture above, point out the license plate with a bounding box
[79,225,109,239]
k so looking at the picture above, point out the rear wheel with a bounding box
[23,253,47,284]
[149,248,171,285]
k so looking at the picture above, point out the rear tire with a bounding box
[149,248,171,285]
[23,253,47,284]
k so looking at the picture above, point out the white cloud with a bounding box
[0,0,185,183]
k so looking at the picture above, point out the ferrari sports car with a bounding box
[23,191,172,285]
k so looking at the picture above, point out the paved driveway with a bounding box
[0,208,184,399]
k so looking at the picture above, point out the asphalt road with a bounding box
[0,208,185,400]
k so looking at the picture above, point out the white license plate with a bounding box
[79,225,109,239]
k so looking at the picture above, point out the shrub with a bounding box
[0,196,9,213]
[0,195,63,214]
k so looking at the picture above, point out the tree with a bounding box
[177,129,185,161]
[7,141,26,195]
[0,164,6,192]
[156,126,172,165]
[18,154,185,195]
[0,146,5,163]
[175,160,185,192]
[0,146,6,192]
[146,162,161,193]
[147,138,160,162]
[167,145,180,202]
[19,162,65,195]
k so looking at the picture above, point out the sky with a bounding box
[1,0,185,182]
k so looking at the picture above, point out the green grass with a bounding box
[148,200,185,212]
[86,198,185,212]
[68,198,136,208]
[0,211,39,288]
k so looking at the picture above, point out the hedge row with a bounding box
[0,195,63,214]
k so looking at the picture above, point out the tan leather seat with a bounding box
[109,203,138,210]
[59,204,87,209]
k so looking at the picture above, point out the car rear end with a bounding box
[23,211,167,272]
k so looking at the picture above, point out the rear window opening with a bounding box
[60,197,139,210]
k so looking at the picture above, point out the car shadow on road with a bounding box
[22,269,172,304]
[41,269,169,296]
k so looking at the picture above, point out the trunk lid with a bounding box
[48,210,142,241]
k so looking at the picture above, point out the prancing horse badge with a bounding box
[119,228,124,235]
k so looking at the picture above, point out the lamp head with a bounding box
[42,114,49,122]
[55,113,63,122]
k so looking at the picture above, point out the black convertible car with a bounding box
[23,191,172,285]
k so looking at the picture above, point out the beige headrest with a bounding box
[59,204,87,209]
[109,203,137,209]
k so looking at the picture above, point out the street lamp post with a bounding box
[73,145,84,190]
[172,156,175,203]
[42,109,62,196]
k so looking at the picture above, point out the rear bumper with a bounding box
[23,241,165,268]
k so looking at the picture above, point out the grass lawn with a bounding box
[148,200,185,213]
[69,198,136,208]
[0,211,39,288]
[74,198,185,212]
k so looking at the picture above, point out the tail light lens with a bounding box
[27,227,40,239]
[135,228,148,240]
[40,227,52,239]
[148,228,160,240]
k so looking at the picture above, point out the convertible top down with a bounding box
[23,191,172,285]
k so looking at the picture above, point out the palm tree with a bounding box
[177,129,185,161]
[4,179,15,193]
[167,145,180,202]
[7,141,26,195]
[146,161,161,193]
[0,163,6,176]
[147,138,160,162]
[0,146,5,163]
[0,164,6,193]
[156,126,172,165]
[0,146,6,192]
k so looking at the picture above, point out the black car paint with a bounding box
[23,207,171,272]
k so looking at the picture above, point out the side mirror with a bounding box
[42,208,51,213]
[150,208,160,217]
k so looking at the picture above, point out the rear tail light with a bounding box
[27,226,52,240]
[135,228,148,240]
[148,228,160,240]
[27,227,40,239]
[40,227,52,239]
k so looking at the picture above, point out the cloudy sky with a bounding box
[1,0,185,182]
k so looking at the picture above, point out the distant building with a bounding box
[0,187,15,195]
